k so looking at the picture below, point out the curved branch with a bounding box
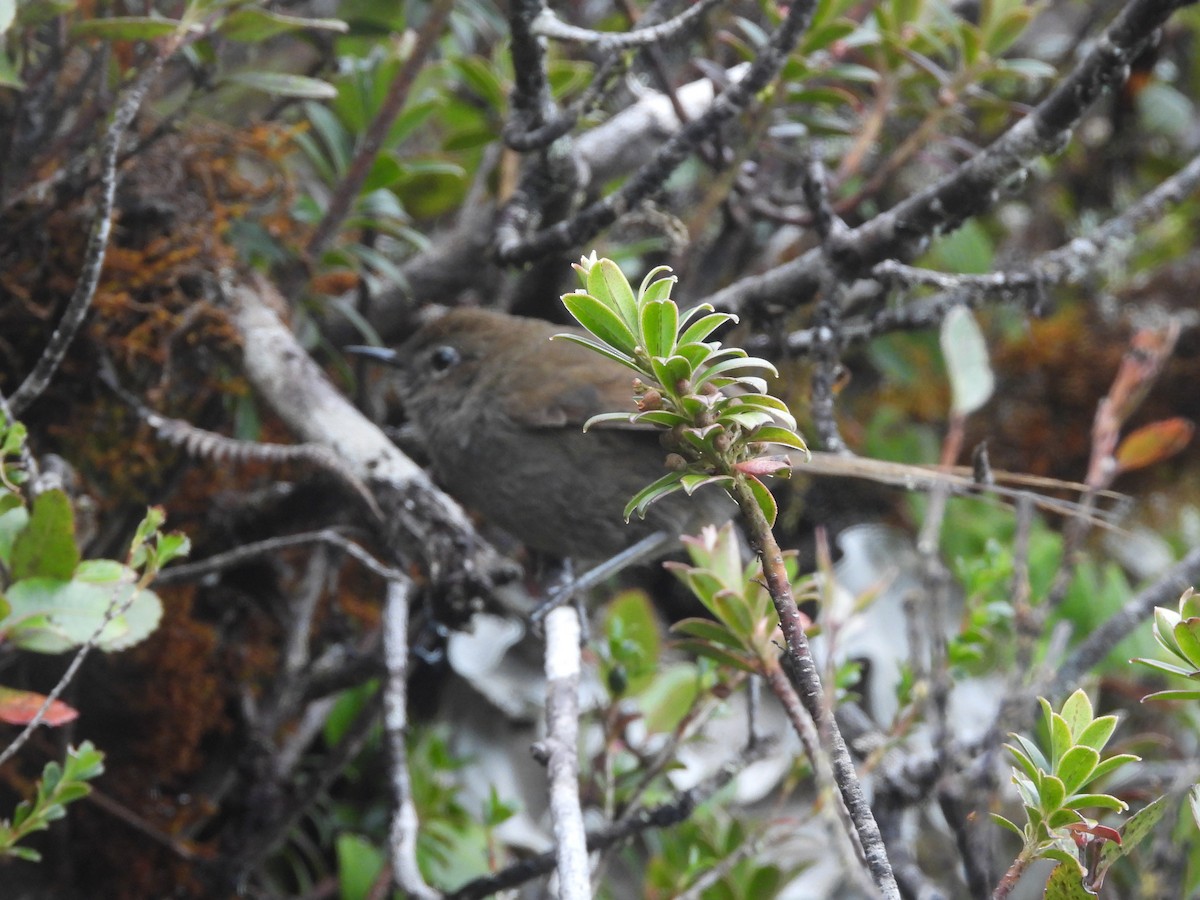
[531,0,725,48]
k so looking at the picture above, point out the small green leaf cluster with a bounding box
[666,524,814,674]
[645,810,800,900]
[1131,588,1200,701]
[0,412,188,863]
[0,741,105,862]
[558,254,807,527]
[994,690,1138,866]
[0,412,189,656]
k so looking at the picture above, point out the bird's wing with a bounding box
[497,334,651,430]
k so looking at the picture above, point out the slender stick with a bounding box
[540,605,591,900]
[729,472,900,899]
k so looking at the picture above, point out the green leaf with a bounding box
[1153,606,1183,655]
[1043,861,1093,900]
[748,424,809,452]
[550,333,640,372]
[638,663,699,733]
[649,355,695,395]
[65,742,105,780]
[1102,794,1170,868]
[1139,688,1200,701]
[224,71,338,99]
[624,472,686,521]
[1087,753,1139,783]
[984,7,1033,56]
[336,833,386,900]
[1172,619,1200,668]
[562,293,638,357]
[719,409,775,431]
[679,474,733,497]
[631,410,689,428]
[940,306,994,416]
[671,569,725,607]
[70,16,186,39]
[219,8,348,41]
[694,355,778,388]
[1064,793,1127,813]
[4,574,162,653]
[1056,746,1100,795]
[452,56,508,112]
[742,475,777,528]
[640,299,678,359]
[0,504,29,568]
[990,813,1024,838]
[1049,711,1072,768]
[824,62,880,83]
[303,100,351,174]
[582,411,636,432]
[587,259,639,332]
[1039,774,1066,812]
[637,266,676,302]
[1131,657,1197,679]
[675,340,716,371]
[679,312,735,345]
[11,490,78,581]
[1059,689,1095,737]
[671,618,746,650]
[673,640,757,674]
[1074,715,1118,752]
[728,394,797,429]
[153,532,191,568]
[1009,733,1050,773]
[1046,807,1085,830]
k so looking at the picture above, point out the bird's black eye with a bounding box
[429,345,461,372]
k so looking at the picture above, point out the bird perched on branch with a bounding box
[347,307,1117,572]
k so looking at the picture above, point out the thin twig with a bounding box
[730,473,899,898]
[8,39,179,415]
[153,528,405,585]
[531,0,725,48]
[538,605,590,900]
[382,578,438,899]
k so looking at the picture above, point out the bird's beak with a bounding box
[344,345,402,367]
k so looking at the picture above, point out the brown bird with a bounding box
[348,307,1120,569]
[348,307,734,563]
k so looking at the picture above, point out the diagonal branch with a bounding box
[702,0,1191,317]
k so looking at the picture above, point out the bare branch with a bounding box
[9,46,176,414]
[531,0,725,48]
[538,606,590,900]
[382,578,439,899]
